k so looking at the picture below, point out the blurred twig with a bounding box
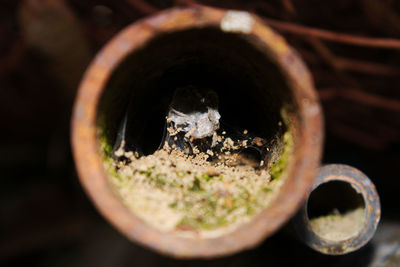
[263,17,400,50]
[319,87,400,112]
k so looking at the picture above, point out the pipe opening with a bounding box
[307,181,366,242]
[95,26,299,236]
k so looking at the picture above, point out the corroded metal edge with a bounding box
[71,6,323,258]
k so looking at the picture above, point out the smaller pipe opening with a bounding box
[307,181,366,241]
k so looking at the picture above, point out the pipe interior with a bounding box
[97,27,297,162]
[307,181,366,241]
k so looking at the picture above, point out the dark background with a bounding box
[1,0,399,266]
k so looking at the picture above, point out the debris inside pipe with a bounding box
[102,87,293,238]
[310,206,365,242]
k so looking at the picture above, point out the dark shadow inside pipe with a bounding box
[97,27,297,161]
[307,181,366,241]
[308,181,364,218]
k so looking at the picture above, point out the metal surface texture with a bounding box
[71,6,323,258]
[294,164,381,255]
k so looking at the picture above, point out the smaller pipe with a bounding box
[294,164,381,255]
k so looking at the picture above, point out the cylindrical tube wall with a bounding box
[71,6,323,258]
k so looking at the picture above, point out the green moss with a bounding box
[238,185,250,200]
[189,178,202,191]
[138,168,168,189]
[183,201,193,211]
[169,201,178,209]
[173,189,231,230]
[176,215,227,230]
[269,131,293,180]
[199,216,227,230]
[246,204,255,215]
[97,113,115,160]
[177,216,197,228]
[99,134,113,159]
[262,186,272,193]
[201,173,211,182]
[169,180,178,187]
[109,166,123,182]
[139,167,154,177]
[155,174,166,188]
[177,213,228,230]
[176,171,186,178]
[170,178,278,231]
[205,196,217,210]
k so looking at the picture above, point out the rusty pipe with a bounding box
[294,164,381,255]
[71,6,323,258]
